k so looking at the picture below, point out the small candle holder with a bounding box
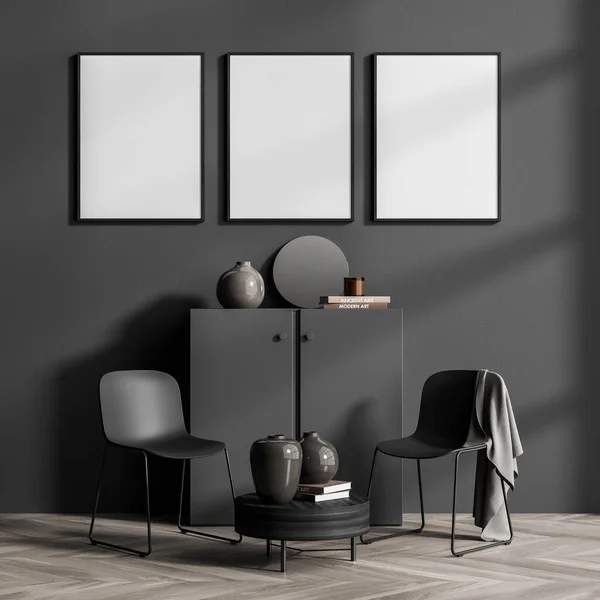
[344,277,365,296]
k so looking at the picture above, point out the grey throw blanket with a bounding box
[472,370,523,541]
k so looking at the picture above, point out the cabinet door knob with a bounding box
[274,332,288,342]
[304,332,315,341]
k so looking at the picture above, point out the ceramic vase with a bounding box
[216,261,265,308]
[250,434,302,504]
[299,431,339,484]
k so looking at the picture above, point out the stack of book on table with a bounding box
[294,480,351,502]
[320,296,391,310]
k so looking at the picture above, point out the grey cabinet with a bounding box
[190,310,296,524]
[189,309,402,525]
[299,310,403,525]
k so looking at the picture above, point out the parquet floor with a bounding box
[1,514,599,599]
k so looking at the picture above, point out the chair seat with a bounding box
[143,435,225,459]
[377,434,486,459]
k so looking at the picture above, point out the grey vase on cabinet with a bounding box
[299,431,339,484]
[250,434,302,504]
[216,261,265,308]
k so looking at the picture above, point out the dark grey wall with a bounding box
[0,0,595,514]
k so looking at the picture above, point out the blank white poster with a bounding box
[79,54,202,220]
[228,54,352,220]
[376,54,499,220]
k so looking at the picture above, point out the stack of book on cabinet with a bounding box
[320,296,391,310]
[294,480,351,502]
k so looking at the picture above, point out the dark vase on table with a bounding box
[299,431,339,484]
[250,434,302,504]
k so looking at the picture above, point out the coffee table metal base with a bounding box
[267,537,357,572]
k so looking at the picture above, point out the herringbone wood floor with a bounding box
[1,514,599,599]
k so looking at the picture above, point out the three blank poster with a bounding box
[78,54,203,221]
[77,53,499,223]
[375,54,499,221]
[228,54,353,221]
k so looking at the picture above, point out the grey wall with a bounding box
[0,0,595,514]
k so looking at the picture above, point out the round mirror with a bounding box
[273,236,349,308]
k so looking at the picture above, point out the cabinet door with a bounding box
[190,309,295,524]
[299,310,403,525]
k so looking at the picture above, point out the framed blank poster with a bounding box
[375,53,500,222]
[78,53,203,221]
[228,53,353,221]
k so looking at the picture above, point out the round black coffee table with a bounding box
[234,493,370,572]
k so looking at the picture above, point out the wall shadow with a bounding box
[53,294,208,516]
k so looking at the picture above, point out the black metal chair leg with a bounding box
[361,452,425,544]
[350,536,357,561]
[280,540,287,572]
[89,445,152,557]
[177,449,242,545]
[451,450,513,557]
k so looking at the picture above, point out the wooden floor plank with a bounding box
[0,514,598,599]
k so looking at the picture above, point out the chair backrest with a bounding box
[414,370,480,448]
[98,370,187,447]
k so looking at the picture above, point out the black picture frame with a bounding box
[226,52,355,223]
[373,52,501,223]
[76,52,205,223]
